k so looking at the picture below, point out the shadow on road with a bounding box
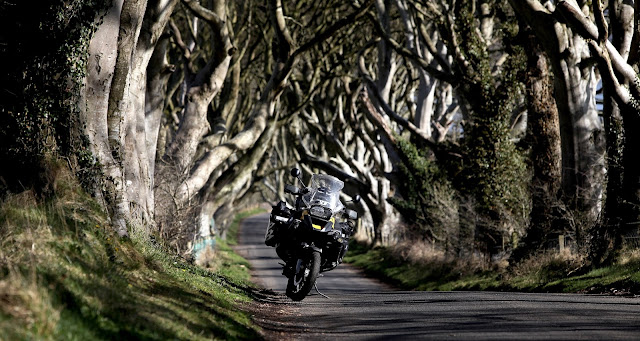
[238,213,640,340]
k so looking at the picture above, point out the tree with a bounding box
[357,0,531,255]
[7,0,638,267]
[509,0,606,249]
[80,0,180,237]
[511,26,563,261]
[554,0,640,264]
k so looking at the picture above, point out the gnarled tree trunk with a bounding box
[510,0,605,245]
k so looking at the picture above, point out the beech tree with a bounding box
[5,0,639,266]
[353,0,532,255]
[509,0,606,247]
[554,0,640,263]
[75,0,362,251]
[79,0,269,250]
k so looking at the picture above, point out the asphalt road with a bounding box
[236,213,640,340]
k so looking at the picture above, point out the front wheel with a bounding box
[286,250,321,301]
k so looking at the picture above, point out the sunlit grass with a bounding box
[225,207,267,246]
[346,240,640,294]
[0,172,262,340]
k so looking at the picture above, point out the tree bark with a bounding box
[553,0,640,263]
[81,0,128,236]
[510,0,605,238]
[81,0,180,236]
[513,29,562,261]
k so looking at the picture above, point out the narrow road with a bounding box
[235,213,390,294]
[236,213,640,340]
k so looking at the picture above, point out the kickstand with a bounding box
[313,282,330,299]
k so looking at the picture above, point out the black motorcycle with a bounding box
[265,168,359,301]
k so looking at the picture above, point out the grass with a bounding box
[0,172,263,340]
[531,254,640,294]
[345,241,640,295]
[225,208,267,246]
[208,239,253,283]
[212,207,266,282]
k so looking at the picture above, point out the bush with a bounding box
[388,138,459,251]
[0,0,104,196]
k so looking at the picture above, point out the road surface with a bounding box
[236,213,640,340]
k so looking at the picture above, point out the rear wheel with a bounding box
[286,250,321,301]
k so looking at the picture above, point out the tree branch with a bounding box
[358,49,440,151]
[591,0,607,43]
[182,0,236,56]
[301,112,371,187]
[296,142,371,196]
[556,0,640,99]
[365,12,456,85]
[291,1,372,59]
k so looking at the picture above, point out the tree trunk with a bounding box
[613,0,640,256]
[512,29,562,261]
[80,0,180,237]
[551,0,640,263]
[80,0,138,237]
[510,0,604,244]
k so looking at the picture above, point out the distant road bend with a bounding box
[236,213,640,340]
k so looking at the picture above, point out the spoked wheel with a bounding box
[286,250,321,301]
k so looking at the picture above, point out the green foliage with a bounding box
[0,171,261,340]
[452,0,530,251]
[539,260,640,294]
[346,241,640,295]
[344,242,465,290]
[388,138,457,242]
[461,113,529,219]
[0,0,105,195]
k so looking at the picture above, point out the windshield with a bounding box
[302,174,345,213]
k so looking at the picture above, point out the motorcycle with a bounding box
[265,168,360,301]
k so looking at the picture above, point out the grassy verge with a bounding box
[0,174,262,340]
[345,241,640,295]
[225,207,267,246]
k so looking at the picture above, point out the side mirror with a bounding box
[346,209,358,220]
[353,194,361,204]
[284,184,300,195]
[290,168,301,178]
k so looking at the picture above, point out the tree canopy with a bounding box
[1,0,639,266]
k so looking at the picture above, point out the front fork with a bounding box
[283,242,321,278]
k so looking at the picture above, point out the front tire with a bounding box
[286,250,321,301]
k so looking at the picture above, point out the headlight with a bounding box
[309,205,331,219]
